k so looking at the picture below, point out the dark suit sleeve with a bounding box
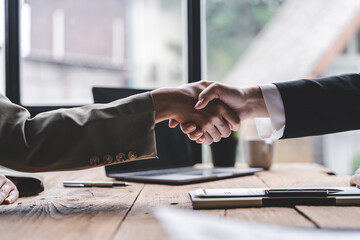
[274,73,360,138]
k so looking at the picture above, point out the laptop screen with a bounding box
[92,87,195,174]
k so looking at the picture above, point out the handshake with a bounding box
[152,79,360,188]
[151,80,270,145]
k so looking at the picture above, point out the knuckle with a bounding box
[212,82,219,89]
[219,126,231,137]
[205,83,218,94]
[224,129,232,138]
[211,132,221,143]
[202,122,212,131]
[200,80,208,85]
[203,134,213,145]
[218,121,228,130]
[187,133,197,141]
[0,185,10,194]
[210,115,220,123]
[8,181,16,189]
[11,189,19,198]
[180,125,190,134]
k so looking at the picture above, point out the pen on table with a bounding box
[265,188,343,197]
[63,180,132,188]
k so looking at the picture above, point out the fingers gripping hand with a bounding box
[169,120,204,141]
[194,82,242,110]
[200,100,238,143]
[172,100,241,145]
[189,100,240,145]
[167,81,240,145]
[0,175,19,204]
[178,122,207,142]
[194,83,245,130]
[193,82,267,121]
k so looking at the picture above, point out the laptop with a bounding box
[92,87,263,185]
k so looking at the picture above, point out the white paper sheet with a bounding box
[154,207,360,240]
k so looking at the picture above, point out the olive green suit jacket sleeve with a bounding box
[0,92,157,172]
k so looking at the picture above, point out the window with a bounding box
[203,0,283,83]
[20,0,185,105]
[203,0,360,174]
[5,0,202,163]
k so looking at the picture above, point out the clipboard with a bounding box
[189,187,360,209]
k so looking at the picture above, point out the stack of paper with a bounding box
[189,187,360,209]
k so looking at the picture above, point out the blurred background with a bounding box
[0,0,360,174]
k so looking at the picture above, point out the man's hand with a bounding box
[151,81,240,144]
[350,168,360,187]
[172,82,270,142]
[0,175,19,204]
[194,82,269,119]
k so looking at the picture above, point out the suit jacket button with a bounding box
[90,156,100,166]
[103,154,113,164]
[116,153,126,162]
[128,151,137,160]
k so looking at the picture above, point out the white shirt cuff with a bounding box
[255,84,285,140]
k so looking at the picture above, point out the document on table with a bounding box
[189,187,360,209]
[193,187,360,198]
[154,207,360,240]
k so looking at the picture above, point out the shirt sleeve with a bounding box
[254,84,285,140]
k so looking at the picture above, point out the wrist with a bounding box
[243,86,269,118]
[151,88,177,123]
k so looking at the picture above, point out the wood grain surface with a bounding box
[0,163,359,240]
[0,168,144,240]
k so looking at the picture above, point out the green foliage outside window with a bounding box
[160,0,285,82]
[206,0,284,81]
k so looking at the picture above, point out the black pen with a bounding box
[265,188,343,197]
[63,180,132,187]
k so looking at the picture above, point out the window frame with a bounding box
[5,0,202,112]
[4,0,202,161]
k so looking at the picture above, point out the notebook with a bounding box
[92,87,263,185]
[189,187,360,209]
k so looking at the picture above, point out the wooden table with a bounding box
[0,163,360,239]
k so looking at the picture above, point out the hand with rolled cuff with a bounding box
[183,80,360,188]
[170,81,269,143]
[151,81,241,144]
[0,175,19,204]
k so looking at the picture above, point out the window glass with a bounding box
[21,0,184,105]
[204,0,360,174]
[204,0,283,83]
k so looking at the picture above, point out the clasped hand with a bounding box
[162,81,360,188]
[157,80,267,144]
[152,81,248,145]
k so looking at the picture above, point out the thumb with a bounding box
[194,85,220,110]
